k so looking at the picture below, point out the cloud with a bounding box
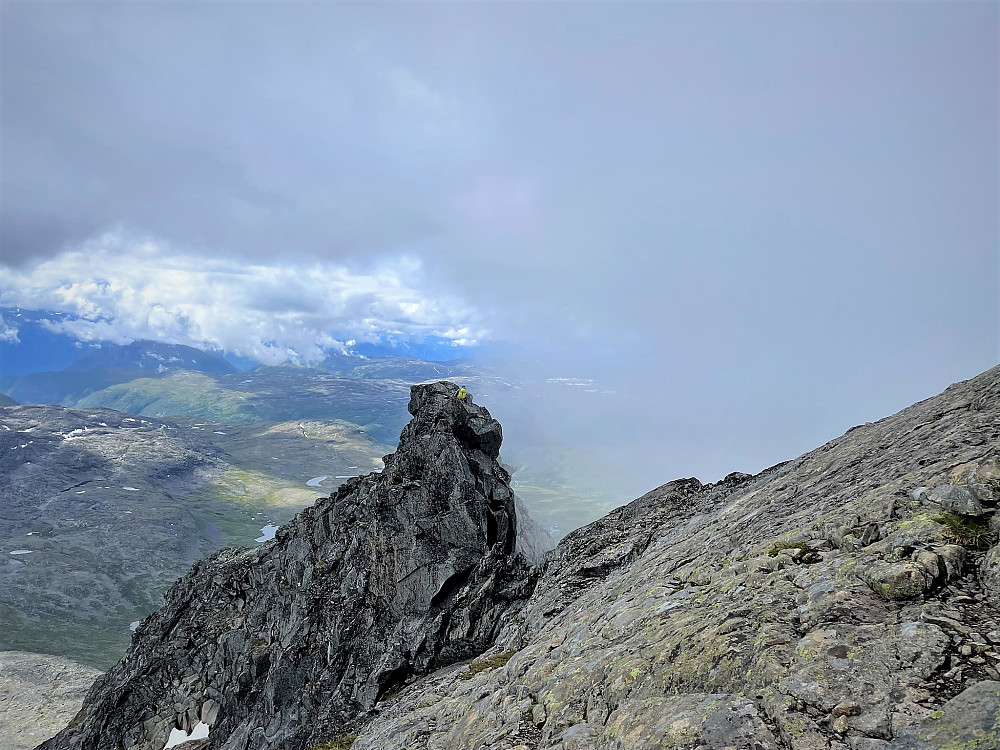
[0,230,485,364]
[0,317,19,344]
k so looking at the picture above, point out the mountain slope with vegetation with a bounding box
[0,404,390,668]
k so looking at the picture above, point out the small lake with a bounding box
[256,524,278,542]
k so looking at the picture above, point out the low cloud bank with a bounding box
[0,231,484,364]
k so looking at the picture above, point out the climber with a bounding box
[456,386,468,401]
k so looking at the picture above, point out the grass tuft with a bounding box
[932,513,995,551]
[308,734,358,750]
[460,651,517,680]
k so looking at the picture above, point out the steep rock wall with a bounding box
[40,382,536,750]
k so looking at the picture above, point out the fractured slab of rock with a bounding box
[39,382,535,750]
[352,366,1000,750]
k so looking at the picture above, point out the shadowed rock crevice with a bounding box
[40,381,538,750]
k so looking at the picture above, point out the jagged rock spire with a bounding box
[41,381,536,750]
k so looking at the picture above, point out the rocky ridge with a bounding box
[41,382,538,750]
[352,366,1000,749]
[40,368,1000,749]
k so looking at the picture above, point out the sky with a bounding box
[1,2,997,503]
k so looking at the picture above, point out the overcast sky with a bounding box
[1,2,997,501]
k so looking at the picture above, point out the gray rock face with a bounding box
[39,381,535,750]
[0,651,102,750]
[888,680,1000,748]
[351,366,1000,750]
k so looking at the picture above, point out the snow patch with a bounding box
[306,476,327,487]
[130,620,140,632]
[164,722,210,749]
[123,487,141,492]
[10,550,32,555]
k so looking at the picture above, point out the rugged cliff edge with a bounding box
[352,366,1000,749]
[40,381,537,750]
[41,369,1000,750]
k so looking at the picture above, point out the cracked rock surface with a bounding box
[0,651,101,750]
[352,366,1000,750]
[39,382,536,750]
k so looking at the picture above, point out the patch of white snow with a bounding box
[306,476,327,487]
[164,722,210,749]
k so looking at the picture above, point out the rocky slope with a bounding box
[40,368,1000,749]
[0,652,101,750]
[351,366,1000,750]
[40,382,541,750]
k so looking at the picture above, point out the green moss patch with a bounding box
[460,651,516,680]
[309,734,358,750]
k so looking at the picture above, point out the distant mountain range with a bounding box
[0,331,475,415]
[64,339,237,375]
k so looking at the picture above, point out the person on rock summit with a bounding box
[456,386,468,401]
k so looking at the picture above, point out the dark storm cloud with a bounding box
[1,3,469,263]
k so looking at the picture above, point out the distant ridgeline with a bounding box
[0,334,621,537]
[37,368,1000,750]
[0,337,475,444]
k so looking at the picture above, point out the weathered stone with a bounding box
[937,543,967,580]
[39,382,537,750]
[867,562,931,601]
[888,680,1000,748]
[929,484,987,517]
[833,700,862,717]
[199,698,219,726]
[984,545,1000,608]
